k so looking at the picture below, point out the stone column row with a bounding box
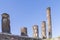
[1,7,52,39]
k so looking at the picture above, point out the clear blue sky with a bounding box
[0,0,60,38]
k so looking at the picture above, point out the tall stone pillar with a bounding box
[21,27,27,36]
[41,21,46,39]
[2,13,10,33]
[33,25,39,38]
[46,7,52,38]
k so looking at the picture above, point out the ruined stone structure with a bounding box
[41,21,46,39]
[21,27,27,36]
[0,13,42,40]
[1,13,10,33]
[33,25,39,38]
[0,7,58,40]
[46,7,52,38]
[0,33,42,40]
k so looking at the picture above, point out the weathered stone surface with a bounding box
[0,33,42,40]
[41,21,46,39]
[46,7,52,38]
[33,25,39,38]
[21,27,27,36]
[2,13,10,33]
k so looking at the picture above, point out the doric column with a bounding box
[41,21,46,39]
[21,27,27,36]
[46,7,52,38]
[2,13,10,33]
[33,25,39,38]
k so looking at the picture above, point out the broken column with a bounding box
[21,27,27,36]
[1,13,10,33]
[41,21,46,39]
[33,25,39,38]
[46,7,52,38]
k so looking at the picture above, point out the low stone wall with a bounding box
[0,33,42,40]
